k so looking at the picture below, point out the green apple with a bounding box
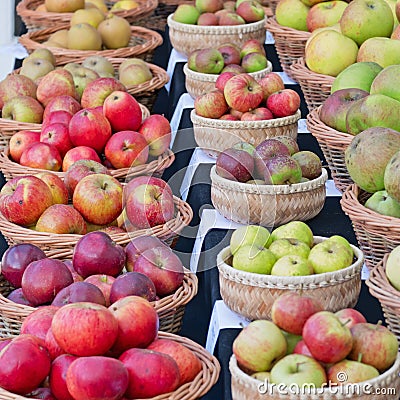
[173,4,201,24]
[270,221,314,248]
[2,96,44,123]
[281,330,303,354]
[385,245,400,291]
[384,151,400,202]
[308,240,354,273]
[327,359,379,384]
[268,238,311,260]
[82,55,115,77]
[271,255,314,276]
[193,48,224,74]
[305,23,342,53]
[251,371,271,381]
[230,225,271,255]
[357,37,400,68]
[20,58,55,82]
[232,245,277,274]
[364,190,400,217]
[327,235,353,255]
[370,65,400,102]
[22,48,56,66]
[275,0,310,31]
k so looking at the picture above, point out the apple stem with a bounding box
[341,318,352,327]
[376,320,383,329]
[357,353,363,363]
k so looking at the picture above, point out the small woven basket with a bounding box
[183,61,273,99]
[19,25,163,64]
[191,109,301,158]
[265,17,310,80]
[0,195,193,259]
[306,106,354,193]
[210,166,327,226]
[230,353,400,400]
[0,331,220,400]
[217,236,363,321]
[340,184,400,271]
[16,0,158,31]
[167,15,267,56]
[289,57,335,112]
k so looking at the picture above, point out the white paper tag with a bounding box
[265,30,275,45]
[298,119,309,134]
[277,71,298,85]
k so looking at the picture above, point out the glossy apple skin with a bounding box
[9,130,40,163]
[43,95,81,119]
[34,172,69,205]
[62,146,102,172]
[123,176,173,204]
[7,288,33,306]
[138,114,172,157]
[40,122,73,158]
[267,89,300,118]
[45,327,65,360]
[335,308,367,329]
[42,110,73,130]
[52,281,106,307]
[84,274,116,306]
[63,260,83,282]
[216,148,255,182]
[80,77,126,109]
[257,73,285,101]
[20,142,62,171]
[49,354,78,400]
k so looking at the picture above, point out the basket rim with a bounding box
[217,236,364,288]
[265,15,311,39]
[289,57,336,86]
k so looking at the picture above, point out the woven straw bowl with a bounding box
[341,184,400,271]
[265,17,311,80]
[217,236,363,321]
[183,61,273,99]
[191,109,301,158]
[210,166,327,227]
[289,57,335,112]
[306,106,354,193]
[0,331,220,400]
[229,353,400,400]
[167,14,267,56]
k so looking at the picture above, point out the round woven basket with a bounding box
[229,353,400,400]
[0,195,193,259]
[183,61,273,99]
[366,254,400,342]
[265,17,310,79]
[340,184,400,271]
[16,0,158,31]
[217,236,363,321]
[167,14,267,56]
[289,57,335,112]
[306,106,354,193]
[18,25,163,64]
[210,166,327,226]
[0,331,220,400]
[191,109,301,158]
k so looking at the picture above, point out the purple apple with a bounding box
[51,281,106,306]
[216,147,255,182]
[7,288,34,306]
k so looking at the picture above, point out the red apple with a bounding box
[334,308,367,329]
[236,0,265,23]
[7,288,34,306]
[52,281,106,306]
[0,74,37,109]
[240,107,273,121]
[62,146,101,172]
[222,64,245,74]
[217,43,241,65]
[138,114,171,157]
[215,71,236,92]
[240,39,266,58]
[40,123,73,158]
[267,89,301,118]
[258,73,285,101]
[123,176,173,204]
[42,110,73,130]
[34,172,69,205]
[0,340,11,352]
[293,339,313,357]
[194,90,229,119]
[216,147,254,182]
[43,95,81,119]
[254,138,291,177]
[80,77,126,109]
[218,11,246,25]
[9,130,40,163]
[219,114,239,120]
[20,142,62,171]
[84,275,116,306]
[49,354,78,400]
[63,260,83,282]
[45,327,65,360]
[263,154,302,184]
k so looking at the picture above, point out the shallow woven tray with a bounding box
[290,57,335,112]
[0,331,220,400]
[210,166,327,226]
[19,24,163,64]
[217,236,363,321]
[16,0,158,31]
[265,16,310,80]
[0,195,193,259]
[230,353,400,400]
[167,15,267,56]
[183,61,273,99]
[191,109,301,158]
[306,106,354,193]
[341,184,400,270]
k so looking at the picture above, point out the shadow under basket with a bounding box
[217,237,364,321]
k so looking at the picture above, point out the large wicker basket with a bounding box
[341,184,400,270]
[191,109,301,158]
[183,61,273,99]
[210,166,327,226]
[230,353,400,400]
[306,106,354,193]
[167,15,267,56]
[265,17,310,80]
[290,57,335,112]
[0,331,220,400]
[16,0,158,31]
[217,236,363,321]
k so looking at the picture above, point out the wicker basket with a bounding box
[19,25,163,64]
[217,236,363,321]
[0,331,220,400]
[0,195,193,259]
[183,61,273,99]
[289,57,335,112]
[230,353,400,400]
[191,109,301,158]
[167,14,267,56]
[306,106,354,193]
[210,166,327,226]
[265,17,311,80]
[340,184,400,271]
[0,120,41,149]
[16,0,158,31]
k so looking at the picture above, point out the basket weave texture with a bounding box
[191,109,301,158]
[306,106,354,193]
[340,184,400,271]
[217,237,363,321]
[0,331,220,400]
[265,17,310,79]
[211,166,327,227]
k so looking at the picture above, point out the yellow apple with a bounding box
[71,7,105,27]
[110,0,139,11]
[45,0,84,12]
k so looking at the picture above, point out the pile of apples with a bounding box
[194,72,300,120]
[227,221,355,276]
[233,292,399,389]
[172,0,265,26]
[216,137,322,185]
[188,39,268,74]
[38,0,139,14]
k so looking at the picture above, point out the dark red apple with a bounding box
[51,281,106,307]
[45,327,65,360]
[49,354,78,400]
[63,260,83,282]
[7,288,33,306]
[0,339,11,352]
[254,138,291,177]
[216,147,255,182]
